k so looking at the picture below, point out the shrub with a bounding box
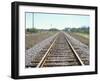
[26,28,38,33]
[49,28,59,31]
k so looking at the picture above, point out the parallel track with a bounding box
[31,32,85,68]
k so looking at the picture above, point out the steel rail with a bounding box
[37,32,84,68]
[36,33,59,68]
[64,32,84,66]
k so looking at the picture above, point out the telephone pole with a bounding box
[32,12,34,28]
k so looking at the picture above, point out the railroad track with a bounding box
[31,32,85,68]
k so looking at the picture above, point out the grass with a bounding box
[68,32,89,46]
[75,32,89,39]
[25,31,57,50]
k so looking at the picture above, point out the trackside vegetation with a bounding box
[63,26,89,34]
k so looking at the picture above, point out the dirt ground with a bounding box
[25,31,56,50]
[68,32,89,46]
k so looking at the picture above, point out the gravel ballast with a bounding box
[25,32,89,67]
[25,33,58,67]
[64,32,89,64]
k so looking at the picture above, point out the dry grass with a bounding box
[68,32,89,46]
[75,33,89,39]
[25,31,56,50]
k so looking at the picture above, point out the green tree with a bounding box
[49,28,59,31]
[26,28,38,33]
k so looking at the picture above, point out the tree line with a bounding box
[63,26,89,34]
[26,26,89,33]
[26,28,59,33]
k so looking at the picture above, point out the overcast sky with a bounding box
[25,12,90,30]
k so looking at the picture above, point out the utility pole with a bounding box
[51,24,52,28]
[32,12,34,28]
